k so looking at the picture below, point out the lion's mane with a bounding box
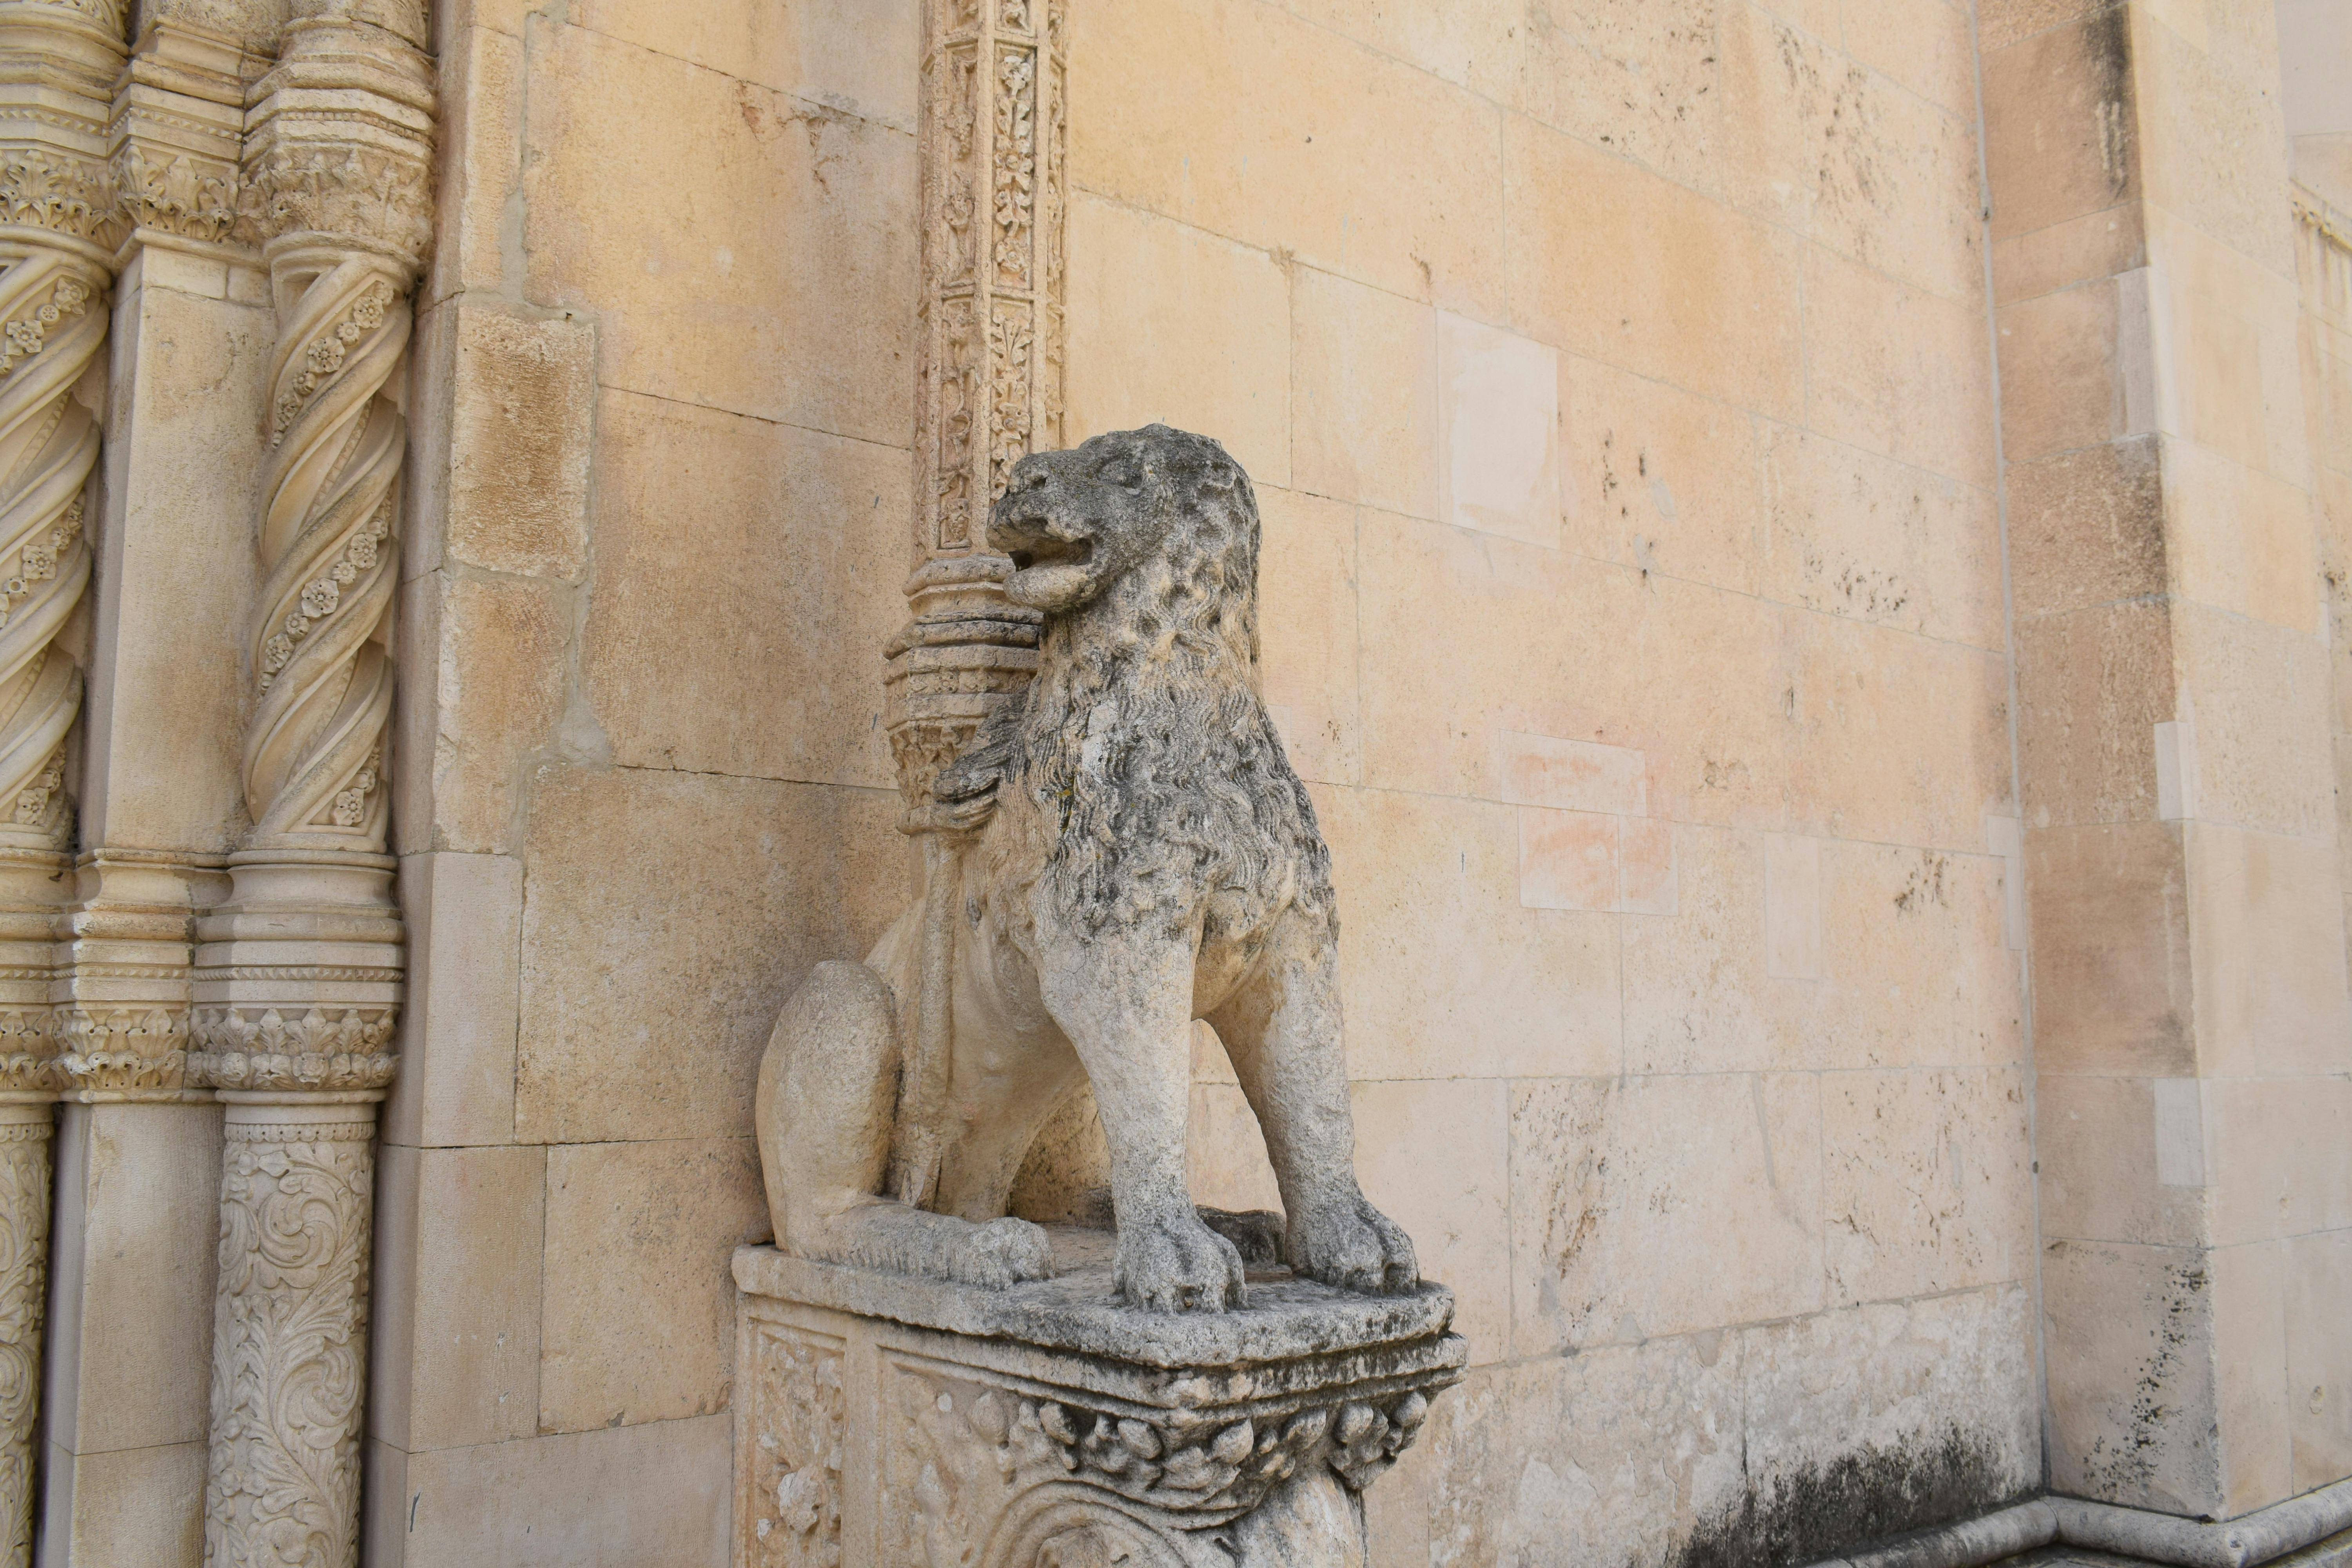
[983,428,1336,949]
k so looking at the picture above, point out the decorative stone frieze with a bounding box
[189,7,432,1566]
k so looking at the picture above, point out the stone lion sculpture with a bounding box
[756,424,1417,1313]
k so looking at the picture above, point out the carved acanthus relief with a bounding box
[203,1116,376,1568]
[740,1324,848,1568]
[0,1116,50,1568]
[882,1357,1436,1568]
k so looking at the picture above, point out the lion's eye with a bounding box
[1102,464,1142,488]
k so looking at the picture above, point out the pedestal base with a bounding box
[732,1230,1466,1568]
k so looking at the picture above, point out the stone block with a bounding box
[2162,438,2320,635]
[1839,0,1979,116]
[1996,277,2152,464]
[395,570,570,857]
[2210,1239,2292,1515]
[514,766,909,1145]
[371,1143,545,1453]
[1787,610,2012,850]
[2183,822,2352,1078]
[87,276,273,853]
[1256,485,1360,786]
[2132,13,2295,283]
[1351,1077,1509,1366]
[2025,820,2196,1076]
[1509,1074,1823,1356]
[1354,507,1644,801]
[1493,730,1646,816]
[2004,436,2167,620]
[424,24,523,305]
[1621,817,1680,916]
[1807,840,2023,1070]
[569,0,920,130]
[577,389,904,788]
[2013,598,2173,829]
[1280,0,1522,98]
[1437,311,1560,547]
[34,1437,205,1568]
[1422,1337,1746,1568]
[1717,6,1985,304]
[2145,212,2309,485]
[385,851,524,1149]
[1764,832,1824,980]
[1072,0,1506,315]
[1560,350,1765,597]
[1761,425,2005,651]
[1066,196,1293,487]
[394,1414,732,1568]
[1505,112,1803,421]
[2172,603,2335,842]
[2205,1075,2352,1244]
[1622,824,1785,1075]
[1632,573,1796,832]
[440,305,595,581]
[2035,1073,2207,1248]
[1289,267,1436,519]
[1516,807,1617,914]
[2042,1237,2223,1516]
[1819,1068,2034,1305]
[538,1137,769,1435]
[522,17,917,446]
[1739,1286,2040,1552]
[1802,243,1995,486]
[1504,0,1726,198]
[1982,7,2136,242]
[1318,784,1619,1082]
[1994,204,2149,304]
[2287,1229,2352,1495]
[44,1102,220,1456]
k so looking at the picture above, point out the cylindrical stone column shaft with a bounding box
[0,1100,51,1568]
[202,1094,381,1567]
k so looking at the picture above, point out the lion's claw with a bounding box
[1115,1210,1248,1312]
[1289,1192,1418,1296]
[946,1216,1053,1288]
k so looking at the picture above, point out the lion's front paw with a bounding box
[1289,1193,1419,1296]
[946,1216,1054,1288]
[1115,1210,1247,1312]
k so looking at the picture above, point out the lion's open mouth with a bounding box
[1007,536,1092,573]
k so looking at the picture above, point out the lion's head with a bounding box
[989,426,1259,666]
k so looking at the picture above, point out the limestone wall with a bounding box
[365,2,2341,1566]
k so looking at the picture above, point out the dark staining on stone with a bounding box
[1893,855,1949,915]
[1675,1424,2027,1568]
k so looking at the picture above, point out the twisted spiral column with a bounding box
[190,8,431,1566]
[243,252,405,849]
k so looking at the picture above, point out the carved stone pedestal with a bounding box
[733,1234,1465,1568]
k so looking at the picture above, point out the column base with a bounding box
[732,1230,1465,1568]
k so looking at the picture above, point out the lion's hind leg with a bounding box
[755,959,1051,1288]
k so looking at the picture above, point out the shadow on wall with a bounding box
[1678,1425,2032,1568]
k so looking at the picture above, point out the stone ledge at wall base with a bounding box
[732,1234,1466,1567]
[1803,1478,2352,1568]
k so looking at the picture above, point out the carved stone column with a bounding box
[0,2,127,1560]
[883,0,1067,1203]
[188,7,429,1565]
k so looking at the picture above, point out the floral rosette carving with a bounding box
[0,1117,51,1568]
[204,1121,374,1568]
[0,248,101,856]
[189,1005,397,1093]
[243,259,409,852]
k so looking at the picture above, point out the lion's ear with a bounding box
[1198,463,1238,492]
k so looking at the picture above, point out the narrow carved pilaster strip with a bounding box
[0,1111,50,1568]
[203,1108,377,1568]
